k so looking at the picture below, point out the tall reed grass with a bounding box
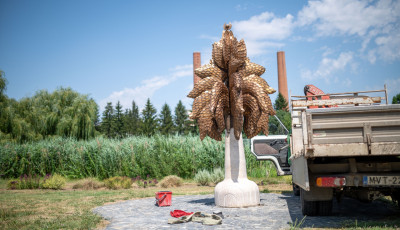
[0,134,275,179]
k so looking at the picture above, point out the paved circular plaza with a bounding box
[93,193,399,229]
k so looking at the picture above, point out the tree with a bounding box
[114,101,124,138]
[269,110,291,135]
[101,102,115,138]
[0,70,7,103]
[141,98,158,136]
[123,100,141,136]
[274,93,288,111]
[174,100,188,135]
[0,86,98,142]
[159,103,174,135]
[393,93,400,104]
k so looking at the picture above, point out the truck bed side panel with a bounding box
[305,105,400,158]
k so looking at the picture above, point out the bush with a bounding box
[7,174,48,190]
[42,174,66,190]
[72,178,104,190]
[158,175,183,188]
[194,169,211,186]
[210,168,224,184]
[104,176,131,189]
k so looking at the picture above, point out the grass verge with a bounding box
[0,178,216,230]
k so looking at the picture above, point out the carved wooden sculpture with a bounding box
[188,24,276,141]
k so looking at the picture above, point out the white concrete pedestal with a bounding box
[214,129,260,207]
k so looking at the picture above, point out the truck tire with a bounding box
[391,191,400,206]
[318,200,333,216]
[293,183,300,196]
[300,189,318,216]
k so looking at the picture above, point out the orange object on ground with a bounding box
[155,191,172,207]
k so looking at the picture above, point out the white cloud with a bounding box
[100,64,193,111]
[297,0,400,63]
[232,12,294,56]
[297,0,398,36]
[374,29,400,62]
[385,77,400,96]
[301,52,354,83]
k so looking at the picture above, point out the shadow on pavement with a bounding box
[280,193,400,228]
[188,197,215,206]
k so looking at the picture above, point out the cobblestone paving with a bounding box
[93,193,400,229]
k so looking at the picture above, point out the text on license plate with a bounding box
[363,176,400,186]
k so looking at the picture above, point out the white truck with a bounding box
[251,87,400,216]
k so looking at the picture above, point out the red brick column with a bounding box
[277,51,289,104]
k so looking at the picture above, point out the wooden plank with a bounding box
[292,97,382,107]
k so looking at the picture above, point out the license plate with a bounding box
[363,176,400,186]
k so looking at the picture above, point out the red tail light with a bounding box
[316,177,346,187]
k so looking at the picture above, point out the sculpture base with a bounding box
[214,178,260,208]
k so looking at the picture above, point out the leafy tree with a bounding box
[393,93,400,104]
[101,102,115,138]
[114,101,124,138]
[174,100,188,135]
[274,93,288,111]
[269,110,291,135]
[0,71,11,137]
[0,86,98,143]
[94,102,101,132]
[141,98,158,136]
[159,103,174,135]
[0,70,7,103]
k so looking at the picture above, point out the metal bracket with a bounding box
[363,123,372,154]
[306,113,314,151]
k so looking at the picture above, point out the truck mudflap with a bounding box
[290,155,310,191]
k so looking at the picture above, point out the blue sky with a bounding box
[1,0,399,114]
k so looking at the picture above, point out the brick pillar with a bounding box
[277,51,289,104]
[193,52,201,85]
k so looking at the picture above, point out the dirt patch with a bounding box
[94,219,110,230]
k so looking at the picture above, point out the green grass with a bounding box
[341,218,400,230]
[0,135,275,180]
[0,187,159,230]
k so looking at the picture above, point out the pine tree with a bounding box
[393,93,400,104]
[124,100,141,135]
[159,103,174,135]
[141,98,158,136]
[274,93,288,111]
[101,102,115,138]
[114,101,124,138]
[174,100,188,135]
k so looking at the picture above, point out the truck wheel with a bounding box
[391,191,400,206]
[293,184,300,196]
[318,200,333,216]
[300,189,318,216]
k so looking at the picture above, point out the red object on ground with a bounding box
[304,84,334,109]
[170,210,194,218]
[155,191,172,207]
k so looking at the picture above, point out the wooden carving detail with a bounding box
[188,24,276,141]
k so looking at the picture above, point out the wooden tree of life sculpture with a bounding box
[188,24,276,207]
